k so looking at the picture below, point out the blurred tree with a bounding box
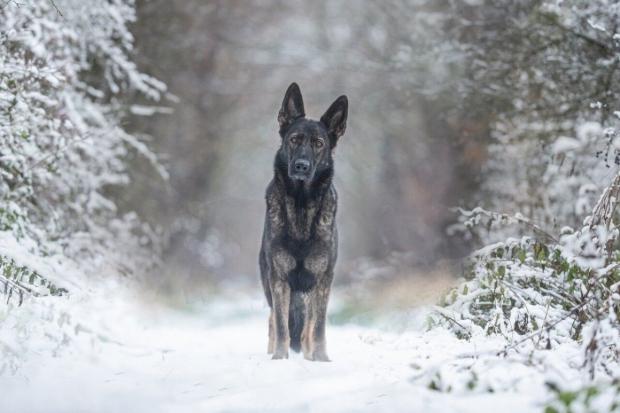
[434,0,620,242]
[126,0,489,284]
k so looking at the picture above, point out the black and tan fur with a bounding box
[259,83,348,361]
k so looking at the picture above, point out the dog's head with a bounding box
[277,83,348,182]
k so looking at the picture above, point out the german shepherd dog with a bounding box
[259,83,348,361]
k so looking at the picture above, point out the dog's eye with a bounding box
[314,139,324,148]
[290,136,300,144]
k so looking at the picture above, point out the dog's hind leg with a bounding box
[268,309,275,354]
[260,246,275,354]
[301,297,315,360]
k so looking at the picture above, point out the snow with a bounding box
[575,121,603,142]
[0,287,593,413]
[551,136,581,154]
[587,19,607,32]
[130,105,174,116]
[0,231,80,292]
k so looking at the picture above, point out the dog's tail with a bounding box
[288,292,305,352]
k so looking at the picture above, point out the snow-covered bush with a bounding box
[544,380,620,413]
[436,172,620,381]
[0,0,166,288]
[434,0,620,380]
[0,0,165,372]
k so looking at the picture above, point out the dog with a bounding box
[259,82,348,361]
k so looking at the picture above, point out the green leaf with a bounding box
[558,391,577,406]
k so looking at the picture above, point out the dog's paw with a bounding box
[311,351,331,362]
[271,350,289,360]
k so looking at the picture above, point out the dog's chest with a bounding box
[284,197,319,240]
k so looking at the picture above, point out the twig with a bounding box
[535,302,551,348]
[48,0,62,16]
[435,309,470,336]
[8,133,93,191]
[589,170,620,230]
[498,278,599,356]
[456,207,559,243]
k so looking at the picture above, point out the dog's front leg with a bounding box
[301,247,332,361]
[270,248,294,359]
[309,282,331,362]
[270,279,290,359]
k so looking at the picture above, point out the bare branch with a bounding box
[48,0,62,16]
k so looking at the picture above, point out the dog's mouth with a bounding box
[289,172,312,181]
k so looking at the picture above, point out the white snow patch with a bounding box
[551,136,581,154]
[0,290,589,413]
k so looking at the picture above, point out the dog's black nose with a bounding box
[294,159,310,173]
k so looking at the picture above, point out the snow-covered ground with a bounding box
[0,285,576,413]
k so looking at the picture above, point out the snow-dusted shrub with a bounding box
[436,173,620,379]
[0,0,165,293]
[439,1,620,378]
[0,0,165,372]
[544,380,620,413]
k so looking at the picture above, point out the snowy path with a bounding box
[1,294,544,413]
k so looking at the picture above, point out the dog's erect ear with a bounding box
[320,95,348,146]
[278,83,305,133]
